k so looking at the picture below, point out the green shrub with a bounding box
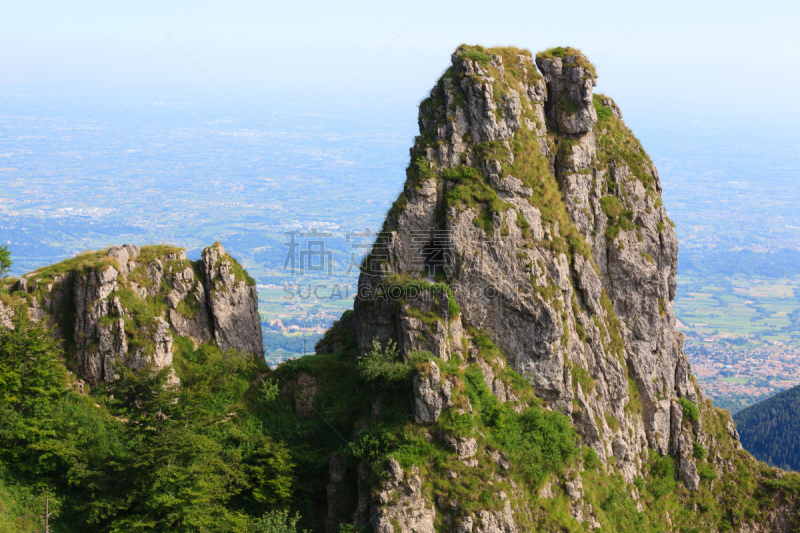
[458,49,491,64]
[446,292,460,318]
[697,463,717,480]
[605,412,620,432]
[251,510,305,533]
[389,430,439,468]
[438,410,475,439]
[0,479,50,532]
[593,97,613,122]
[357,339,412,388]
[584,447,601,469]
[462,363,578,488]
[678,397,699,424]
[600,196,636,240]
[693,441,708,459]
[605,225,621,240]
[598,482,648,528]
[762,473,800,496]
[495,406,578,488]
[646,455,677,498]
[389,278,460,318]
[618,213,636,231]
[600,196,624,218]
[344,425,397,465]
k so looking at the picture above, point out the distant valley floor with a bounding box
[677,274,800,413]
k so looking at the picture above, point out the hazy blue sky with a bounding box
[3,0,799,114]
[1,0,798,210]
[2,0,800,277]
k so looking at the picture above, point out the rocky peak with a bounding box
[202,241,263,357]
[535,47,598,134]
[106,243,143,274]
[351,43,725,501]
[307,45,799,533]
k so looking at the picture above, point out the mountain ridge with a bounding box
[734,384,800,471]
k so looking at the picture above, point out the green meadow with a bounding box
[674,275,800,342]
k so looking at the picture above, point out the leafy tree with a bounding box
[251,510,304,533]
[82,347,296,531]
[0,244,10,280]
[0,319,298,532]
[0,314,67,461]
[0,315,66,412]
[357,338,412,387]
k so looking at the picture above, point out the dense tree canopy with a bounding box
[735,385,800,471]
[0,313,296,532]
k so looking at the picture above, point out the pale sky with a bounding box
[2,0,799,126]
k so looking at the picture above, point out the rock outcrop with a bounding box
[354,44,684,478]
[326,45,800,531]
[372,459,436,533]
[203,242,263,356]
[3,242,262,387]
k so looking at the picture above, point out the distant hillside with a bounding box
[678,249,800,278]
[734,385,800,471]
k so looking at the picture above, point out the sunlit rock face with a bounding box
[11,242,262,387]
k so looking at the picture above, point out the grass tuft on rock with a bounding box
[536,46,597,77]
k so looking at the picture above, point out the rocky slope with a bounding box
[302,45,800,532]
[0,242,262,387]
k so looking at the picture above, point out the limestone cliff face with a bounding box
[203,242,264,357]
[7,242,262,387]
[343,46,798,531]
[355,45,688,481]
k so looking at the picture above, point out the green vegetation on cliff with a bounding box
[0,245,11,280]
[3,44,800,533]
[536,46,597,77]
[405,44,591,262]
[593,93,658,195]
